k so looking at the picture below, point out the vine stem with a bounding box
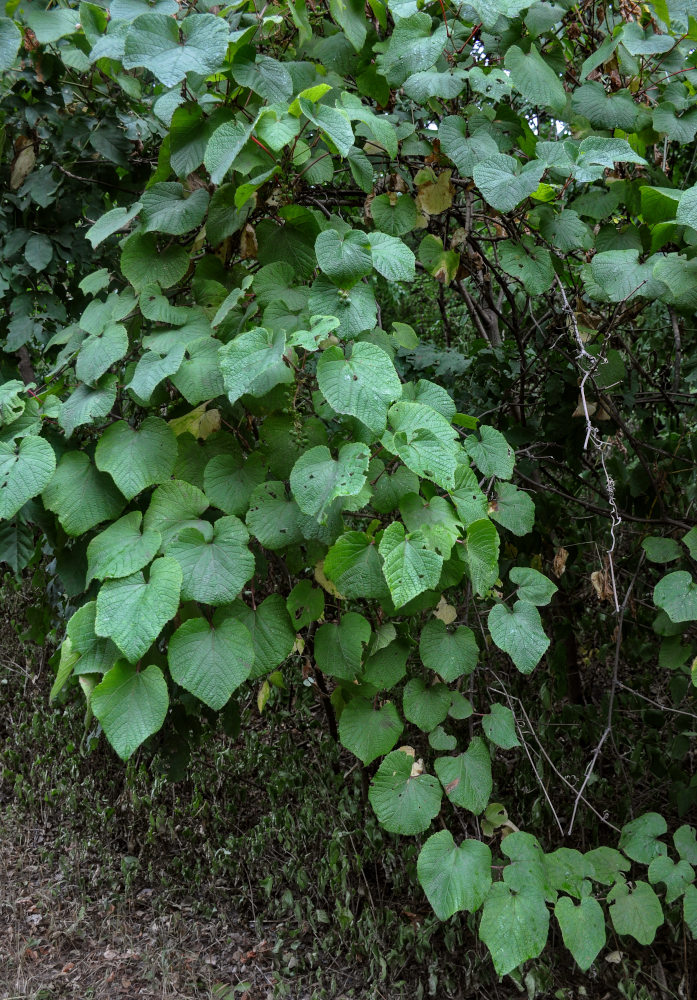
[555,275,621,613]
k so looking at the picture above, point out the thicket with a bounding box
[1,0,696,985]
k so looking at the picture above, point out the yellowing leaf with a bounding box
[416,169,454,216]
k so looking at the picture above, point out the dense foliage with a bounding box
[1,0,697,981]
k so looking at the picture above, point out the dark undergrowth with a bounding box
[0,573,692,999]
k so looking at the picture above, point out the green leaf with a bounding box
[290,443,370,523]
[400,494,461,558]
[339,697,403,764]
[223,594,295,679]
[479,881,550,976]
[203,452,268,518]
[379,522,443,609]
[121,232,189,290]
[369,193,418,236]
[219,328,291,406]
[86,203,142,248]
[24,7,80,43]
[504,44,566,112]
[544,847,592,898]
[66,597,116,663]
[482,704,520,749]
[0,519,34,574]
[462,518,500,597]
[316,343,402,432]
[360,638,410,691]
[308,276,377,340]
[654,571,697,623]
[122,12,230,87]
[641,536,682,563]
[127,343,186,402]
[648,855,695,904]
[418,831,492,920]
[0,17,22,71]
[384,401,459,490]
[315,228,372,287]
[246,481,303,549]
[488,600,550,674]
[87,511,161,583]
[58,376,118,439]
[435,737,492,814]
[76,323,129,385]
[92,662,169,760]
[25,234,53,271]
[167,516,254,604]
[509,567,557,606]
[143,479,209,547]
[474,155,545,213]
[168,616,254,710]
[315,612,370,680]
[95,556,182,662]
[323,531,388,600]
[585,847,630,886]
[232,49,293,103]
[0,380,27,427]
[608,881,664,945]
[42,451,125,536]
[375,12,447,87]
[367,232,415,282]
[286,579,325,630]
[465,426,514,480]
[439,118,499,177]
[499,237,554,295]
[95,417,177,500]
[403,678,451,732]
[204,119,255,186]
[450,465,488,527]
[0,436,56,520]
[619,813,668,864]
[369,749,443,835]
[419,619,478,682]
[674,825,697,864]
[140,183,209,235]
[298,98,354,156]
[555,896,605,971]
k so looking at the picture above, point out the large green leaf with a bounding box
[315,228,372,287]
[462,518,500,596]
[121,232,189,290]
[66,601,121,676]
[509,567,557,606]
[166,515,254,604]
[323,531,388,599]
[223,594,295,679]
[619,812,668,864]
[490,482,535,536]
[419,619,478,682]
[379,522,443,608]
[474,155,545,213]
[316,343,402,432]
[314,612,370,680]
[0,436,55,520]
[339,697,403,765]
[246,481,303,549]
[219,328,291,406]
[95,417,177,500]
[143,479,209,547]
[654,571,697,622]
[479,882,550,976]
[122,12,229,87]
[465,426,514,479]
[383,401,459,490]
[204,119,255,186]
[0,17,22,71]
[43,451,125,536]
[434,737,492,814]
[92,662,169,760]
[418,831,492,920]
[168,616,254,709]
[290,443,369,523]
[504,44,566,112]
[403,678,451,732]
[482,704,520,749]
[86,511,161,583]
[95,556,182,662]
[488,600,550,673]
[608,881,664,945]
[140,183,209,235]
[76,323,129,385]
[369,749,443,835]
